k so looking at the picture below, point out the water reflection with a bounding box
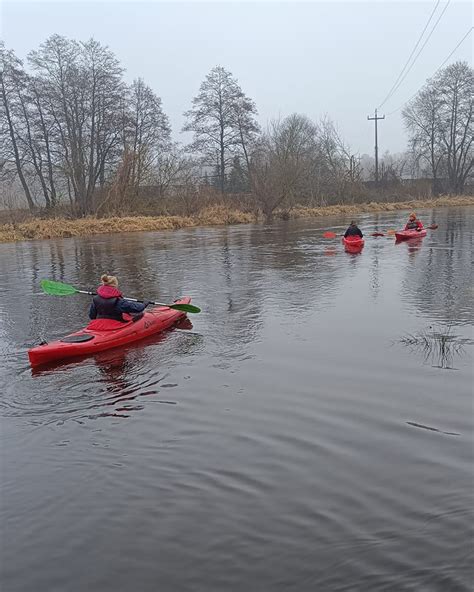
[400,208,473,325]
[0,206,473,592]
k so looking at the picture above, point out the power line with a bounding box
[386,26,473,116]
[378,0,452,110]
[383,0,452,106]
[377,0,441,109]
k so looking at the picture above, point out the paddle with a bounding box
[40,280,201,314]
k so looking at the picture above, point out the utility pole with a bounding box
[367,108,385,184]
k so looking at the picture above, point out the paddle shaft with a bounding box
[77,289,183,308]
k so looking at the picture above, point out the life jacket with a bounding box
[406,219,421,229]
[93,285,126,322]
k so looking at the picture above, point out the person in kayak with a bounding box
[344,221,363,238]
[405,213,424,231]
[89,274,149,322]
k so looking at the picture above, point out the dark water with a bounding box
[1,207,473,592]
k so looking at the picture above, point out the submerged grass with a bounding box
[399,324,466,369]
[0,196,473,243]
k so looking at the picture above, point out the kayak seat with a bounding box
[61,334,95,343]
[86,319,131,331]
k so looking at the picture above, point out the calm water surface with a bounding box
[1,207,473,592]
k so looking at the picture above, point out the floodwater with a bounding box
[0,206,472,592]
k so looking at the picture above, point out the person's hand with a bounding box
[143,300,152,308]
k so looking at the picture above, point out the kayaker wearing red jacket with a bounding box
[344,221,363,238]
[89,274,149,322]
[405,213,424,231]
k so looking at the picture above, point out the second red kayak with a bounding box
[342,236,365,251]
[28,297,191,367]
[395,229,427,241]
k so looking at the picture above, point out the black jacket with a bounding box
[344,225,363,238]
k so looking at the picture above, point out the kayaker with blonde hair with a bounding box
[89,274,150,322]
[405,212,424,231]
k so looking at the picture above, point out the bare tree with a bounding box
[251,114,317,221]
[149,146,197,200]
[183,66,259,193]
[126,78,171,194]
[0,43,36,210]
[28,35,126,214]
[404,85,446,190]
[403,61,473,194]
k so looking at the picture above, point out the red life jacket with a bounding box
[93,285,125,322]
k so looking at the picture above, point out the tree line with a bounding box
[1,35,472,221]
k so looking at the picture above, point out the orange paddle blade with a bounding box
[323,231,337,239]
[386,229,396,235]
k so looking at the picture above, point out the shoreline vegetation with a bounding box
[1,196,473,244]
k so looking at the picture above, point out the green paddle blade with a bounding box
[169,303,201,314]
[40,279,78,296]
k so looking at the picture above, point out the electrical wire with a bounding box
[377,0,441,109]
[378,0,453,110]
[386,26,473,116]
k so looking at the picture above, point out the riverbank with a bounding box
[1,196,473,243]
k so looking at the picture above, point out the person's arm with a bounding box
[358,229,363,238]
[116,299,149,314]
[89,302,97,320]
[343,229,349,238]
[417,220,424,230]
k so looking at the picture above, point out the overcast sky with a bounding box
[1,1,472,155]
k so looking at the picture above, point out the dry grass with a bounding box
[0,196,473,243]
[290,195,474,220]
[0,208,253,243]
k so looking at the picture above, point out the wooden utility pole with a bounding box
[367,109,385,184]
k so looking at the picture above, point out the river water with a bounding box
[0,207,472,592]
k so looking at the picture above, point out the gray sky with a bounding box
[1,1,472,155]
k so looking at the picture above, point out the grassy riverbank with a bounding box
[1,196,473,243]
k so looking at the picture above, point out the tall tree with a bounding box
[183,66,259,193]
[403,61,473,194]
[28,35,126,214]
[0,43,36,210]
[126,78,171,193]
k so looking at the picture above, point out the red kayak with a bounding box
[28,297,191,367]
[395,229,427,241]
[342,236,365,251]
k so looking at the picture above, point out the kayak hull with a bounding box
[342,236,364,251]
[28,297,191,367]
[395,229,427,241]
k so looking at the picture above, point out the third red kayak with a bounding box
[395,229,427,241]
